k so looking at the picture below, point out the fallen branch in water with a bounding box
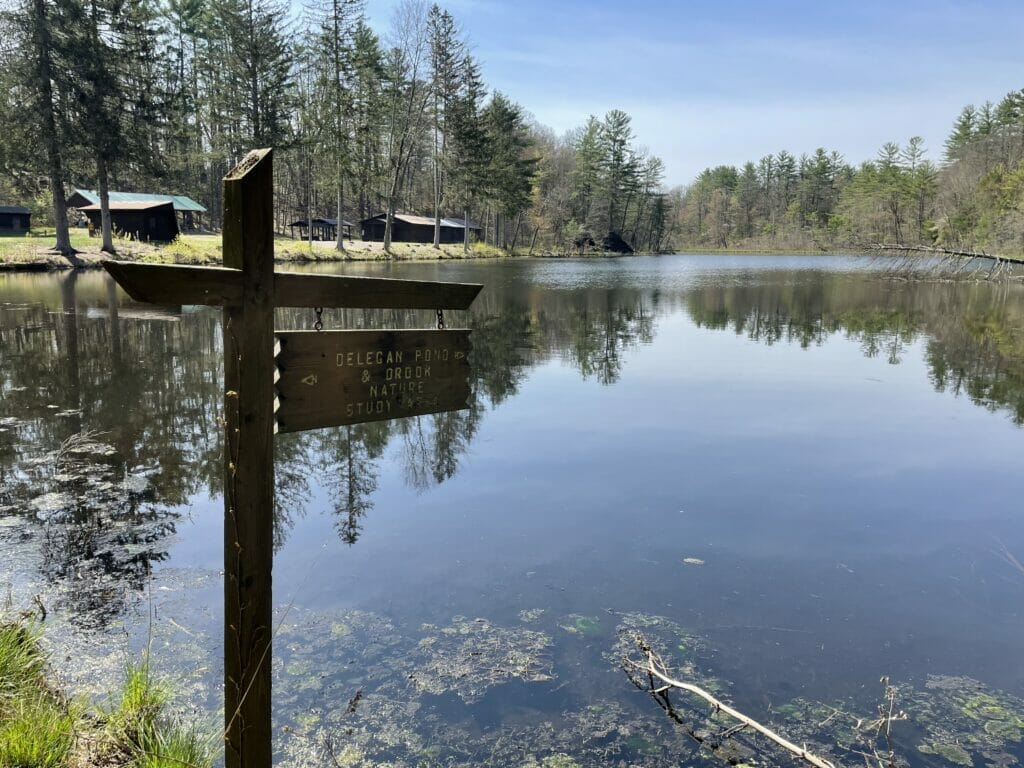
[624,635,838,768]
[867,243,1024,266]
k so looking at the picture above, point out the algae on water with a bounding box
[411,616,555,703]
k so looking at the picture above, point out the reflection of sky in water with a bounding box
[1,256,1023,766]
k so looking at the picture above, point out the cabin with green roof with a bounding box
[67,189,207,231]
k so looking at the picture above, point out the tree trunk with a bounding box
[463,207,470,253]
[336,183,345,253]
[527,224,539,257]
[32,0,73,256]
[432,128,441,248]
[508,211,523,253]
[97,156,115,253]
[306,151,313,248]
[384,203,395,252]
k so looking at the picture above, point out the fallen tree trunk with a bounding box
[867,243,1024,266]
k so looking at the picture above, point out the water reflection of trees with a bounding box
[685,277,1024,423]
[0,272,660,624]
[4,267,1021,629]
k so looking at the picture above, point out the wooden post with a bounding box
[221,148,275,768]
[100,146,481,768]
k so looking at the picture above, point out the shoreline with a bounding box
[0,237,672,272]
[0,237,941,273]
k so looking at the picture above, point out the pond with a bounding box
[1,254,1024,767]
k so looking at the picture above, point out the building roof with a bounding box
[362,213,480,230]
[79,200,176,212]
[288,217,355,227]
[70,189,207,213]
[0,206,30,215]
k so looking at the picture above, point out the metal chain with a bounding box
[314,307,324,332]
[436,309,445,330]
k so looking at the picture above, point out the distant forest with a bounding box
[0,0,1021,256]
[668,94,1024,255]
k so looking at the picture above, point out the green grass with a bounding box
[0,229,514,267]
[0,618,215,768]
[0,700,75,768]
[0,622,74,768]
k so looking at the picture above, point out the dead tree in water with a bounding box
[867,243,1024,279]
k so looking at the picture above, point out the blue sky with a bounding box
[365,0,1024,186]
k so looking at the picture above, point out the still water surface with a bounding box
[2,255,1024,766]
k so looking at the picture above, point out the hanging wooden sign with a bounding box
[275,329,472,432]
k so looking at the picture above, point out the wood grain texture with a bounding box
[221,148,275,768]
[102,260,483,310]
[275,329,471,433]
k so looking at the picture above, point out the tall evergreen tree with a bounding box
[426,4,462,247]
[446,53,487,251]
[308,0,362,251]
[18,0,74,255]
[482,92,535,251]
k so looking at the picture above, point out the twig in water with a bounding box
[625,635,837,768]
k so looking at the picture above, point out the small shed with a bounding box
[360,213,480,244]
[69,189,207,230]
[0,206,31,234]
[79,201,179,242]
[288,217,353,241]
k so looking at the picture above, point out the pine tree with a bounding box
[482,92,535,251]
[212,0,294,153]
[349,19,385,222]
[63,0,166,252]
[308,0,362,251]
[17,0,74,255]
[599,109,634,234]
[569,116,602,235]
[446,53,487,251]
[945,105,977,160]
[426,4,462,247]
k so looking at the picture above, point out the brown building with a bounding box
[79,201,179,242]
[360,213,480,244]
[0,206,31,234]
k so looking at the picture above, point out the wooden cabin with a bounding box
[0,206,31,234]
[360,213,480,244]
[68,189,207,230]
[79,200,179,242]
[288,217,353,241]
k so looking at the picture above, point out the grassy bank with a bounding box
[0,231,672,270]
[0,231,515,270]
[0,618,214,768]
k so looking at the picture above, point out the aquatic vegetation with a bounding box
[918,740,973,766]
[518,754,580,768]
[411,616,555,703]
[518,608,545,622]
[558,613,601,636]
[902,676,1024,767]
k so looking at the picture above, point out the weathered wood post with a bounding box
[221,148,275,768]
[101,145,481,768]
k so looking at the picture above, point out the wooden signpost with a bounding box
[102,148,481,768]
